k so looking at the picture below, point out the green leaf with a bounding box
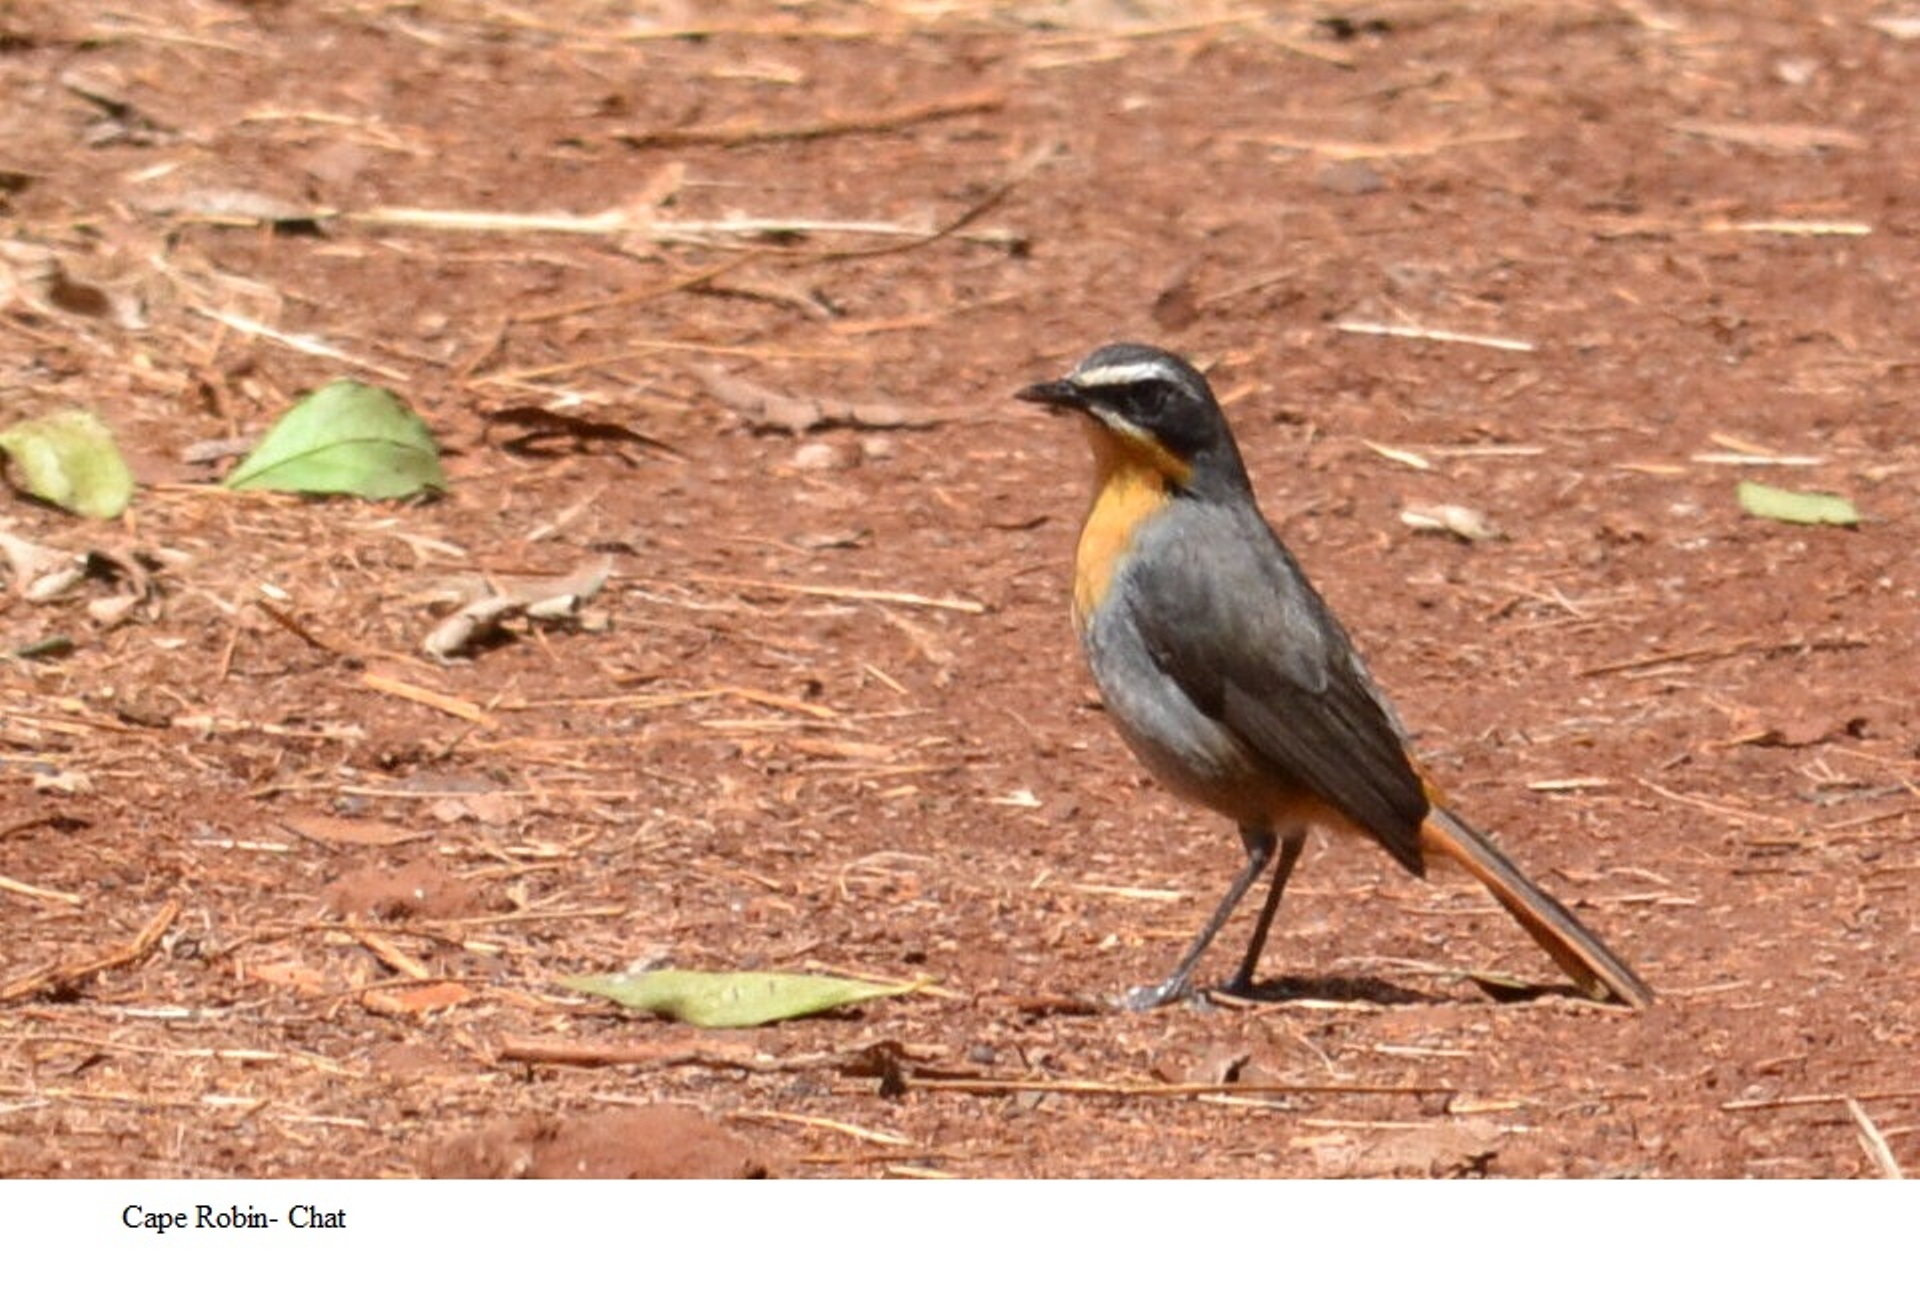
[225,379,446,499]
[0,411,135,519]
[562,968,915,1028]
[1736,480,1860,527]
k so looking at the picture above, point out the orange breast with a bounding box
[1073,441,1174,631]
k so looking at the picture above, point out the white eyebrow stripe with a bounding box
[1069,359,1191,391]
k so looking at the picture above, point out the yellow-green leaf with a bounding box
[563,969,914,1028]
[1736,480,1860,527]
[226,379,445,500]
[0,411,135,519]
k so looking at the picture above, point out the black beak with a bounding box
[1015,378,1086,410]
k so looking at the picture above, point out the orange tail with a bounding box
[1420,806,1654,1008]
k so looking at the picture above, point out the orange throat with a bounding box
[1072,421,1183,631]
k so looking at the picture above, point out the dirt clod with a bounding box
[426,1107,771,1180]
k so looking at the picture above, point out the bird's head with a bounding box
[1017,342,1245,491]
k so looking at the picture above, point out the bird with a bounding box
[1016,342,1654,1010]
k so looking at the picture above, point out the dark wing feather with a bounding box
[1126,502,1430,871]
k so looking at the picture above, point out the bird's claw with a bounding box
[1121,979,1193,1011]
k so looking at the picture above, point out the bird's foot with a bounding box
[1121,977,1194,1011]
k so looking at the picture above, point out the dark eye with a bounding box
[1131,379,1177,417]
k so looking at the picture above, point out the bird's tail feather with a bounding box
[1421,806,1654,1008]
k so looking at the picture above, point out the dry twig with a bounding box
[909,1076,1455,1099]
[694,574,986,614]
[361,671,497,725]
[1847,1098,1905,1179]
[497,1036,839,1073]
[0,873,84,906]
[729,1109,912,1146]
[1579,633,1866,677]
[1333,319,1536,353]
[1,898,180,1004]
[189,307,408,381]
[617,89,1002,148]
[1723,1090,1920,1111]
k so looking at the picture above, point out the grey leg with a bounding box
[1225,829,1306,995]
[1123,828,1279,1011]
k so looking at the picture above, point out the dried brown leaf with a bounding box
[423,558,612,660]
[691,363,948,435]
[363,981,475,1016]
[281,814,432,848]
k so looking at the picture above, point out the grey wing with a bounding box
[1126,506,1430,872]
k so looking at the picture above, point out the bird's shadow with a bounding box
[1214,973,1438,1007]
[1215,973,1596,1008]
